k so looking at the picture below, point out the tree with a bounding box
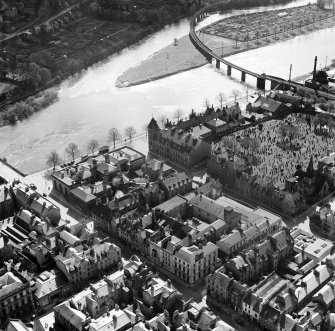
[174,109,184,122]
[290,20,295,31]
[216,92,226,109]
[108,128,121,149]
[46,151,61,170]
[231,89,242,103]
[248,137,260,163]
[223,136,240,154]
[65,143,80,162]
[87,139,99,155]
[124,126,136,142]
[277,125,288,142]
[203,98,211,109]
[299,18,304,31]
[287,126,299,147]
[255,30,260,44]
[173,38,178,46]
[274,26,278,39]
[158,115,167,128]
[233,33,239,48]
[245,32,250,46]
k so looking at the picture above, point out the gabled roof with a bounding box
[161,172,190,191]
[54,302,86,330]
[70,187,96,203]
[148,117,160,131]
[254,96,287,113]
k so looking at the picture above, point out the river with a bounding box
[0,0,333,174]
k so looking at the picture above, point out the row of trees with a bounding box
[45,126,137,169]
[1,90,58,125]
[155,90,247,129]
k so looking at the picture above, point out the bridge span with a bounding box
[189,9,335,101]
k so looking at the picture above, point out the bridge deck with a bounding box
[190,11,335,101]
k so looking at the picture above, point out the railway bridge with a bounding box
[189,8,335,101]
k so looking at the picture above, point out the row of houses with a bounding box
[206,224,335,331]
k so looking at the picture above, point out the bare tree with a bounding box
[65,143,80,162]
[203,98,211,109]
[216,92,226,109]
[124,126,136,142]
[245,32,250,46]
[174,109,184,122]
[158,114,167,128]
[287,126,299,148]
[231,89,242,103]
[277,125,289,142]
[46,151,62,170]
[233,33,239,48]
[243,85,249,102]
[108,128,121,149]
[249,137,261,163]
[87,139,99,155]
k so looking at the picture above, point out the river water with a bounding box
[0,0,333,174]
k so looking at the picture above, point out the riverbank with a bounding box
[0,2,202,111]
[116,4,335,88]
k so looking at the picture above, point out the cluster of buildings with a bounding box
[2,102,335,331]
[207,225,335,331]
[208,147,335,217]
[0,0,82,35]
[0,177,122,322]
[35,255,237,331]
[147,104,243,168]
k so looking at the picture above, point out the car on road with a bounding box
[30,183,37,190]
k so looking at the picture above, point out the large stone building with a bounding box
[0,185,14,221]
[147,118,211,168]
[54,240,121,282]
[0,270,34,321]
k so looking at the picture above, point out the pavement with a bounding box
[0,159,24,182]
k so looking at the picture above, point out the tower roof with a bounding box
[148,117,160,131]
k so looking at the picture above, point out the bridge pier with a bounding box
[216,59,220,69]
[227,65,232,76]
[270,80,278,90]
[256,76,266,90]
[241,71,246,83]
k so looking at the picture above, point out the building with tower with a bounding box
[147,118,212,168]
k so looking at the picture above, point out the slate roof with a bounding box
[0,272,24,300]
[88,307,131,331]
[70,187,96,203]
[34,270,69,299]
[295,264,331,303]
[253,96,287,113]
[54,302,86,330]
[161,172,190,191]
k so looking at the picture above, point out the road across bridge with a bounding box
[189,9,335,101]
